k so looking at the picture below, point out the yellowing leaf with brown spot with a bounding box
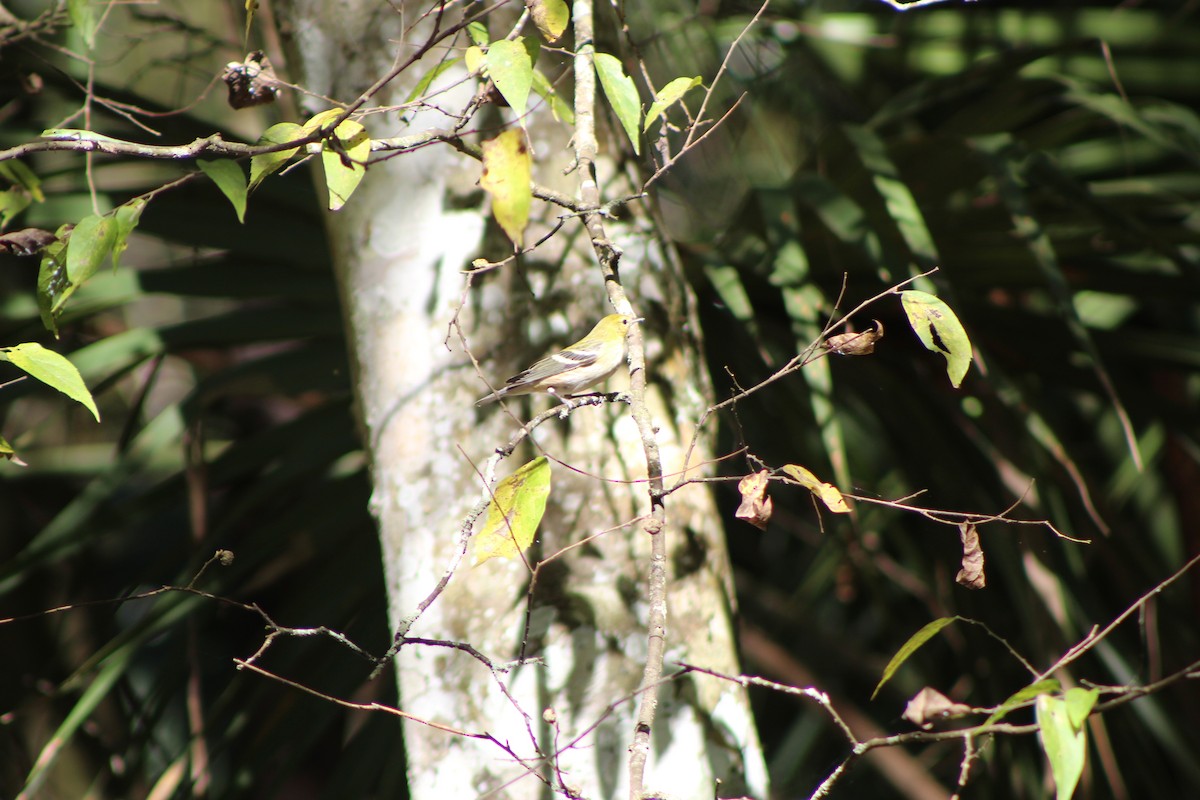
[473,456,551,564]
[321,119,370,211]
[529,0,569,43]
[781,464,851,514]
[480,129,532,249]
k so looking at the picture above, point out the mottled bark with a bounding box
[274,2,764,797]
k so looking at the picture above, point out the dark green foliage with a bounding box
[4,2,1200,798]
[637,3,1200,797]
[0,80,399,794]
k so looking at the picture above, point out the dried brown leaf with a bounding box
[956,522,986,589]
[824,319,884,356]
[735,470,773,530]
[903,687,973,730]
[0,228,56,256]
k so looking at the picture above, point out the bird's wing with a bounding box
[508,347,597,384]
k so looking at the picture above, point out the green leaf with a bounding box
[532,70,573,124]
[1070,690,1099,734]
[37,231,69,332]
[704,265,754,321]
[0,160,45,202]
[109,198,146,271]
[644,76,702,132]
[1037,693,1089,800]
[900,290,972,388]
[871,617,957,700]
[1064,687,1099,730]
[595,53,641,155]
[780,464,851,513]
[793,173,883,263]
[982,678,1062,728]
[320,120,371,211]
[466,21,489,47]
[480,129,532,248]
[529,0,569,43]
[0,188,32,229]
[465,46,485,76]
[249,122,304,190]
[473,456,551,564]
[842,123,939,266]
[65,214,117,290]
[68,0,97,49]
[0,432,20,464]
[21,648,131,795]
[1,343,100,421]
[485,39,533,118]
[197,159,248,223]
[404,59,462,104]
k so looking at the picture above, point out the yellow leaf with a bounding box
[465,45,485,77]
[529,0,569,43]
[320,119,370,211]
[473,457,551,564]
[480,129,532,248]
[780,464,851,514]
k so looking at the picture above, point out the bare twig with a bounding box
[674,268,939,492]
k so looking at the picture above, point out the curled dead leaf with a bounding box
[956,522,986,589]
[903,687,973,730]
[735,470,773,530]
[824,319,883,356]
[0,228,57,257]
[223,51,280,109]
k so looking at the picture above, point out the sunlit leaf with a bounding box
[0,432,23,465]
[983,679,1062,728]
[532,70,573,123]
[780,464,850,514]
[473,457,551,564]
[480,129,532,248]
[529,0,569,43]
[0,189,33,229]
[901,290,972,388]
[595,52,641,155]
[0,160,45,202]
[68,0,97,49]
[110,198,147,271]
[871,617,957,700]
[704,265,754,321]
[405,59,462,104]
[644,76,702,132]
[842,123,938,266]
[198,160,248,223]
[465,46,485,76]
[1064,687,1098,730]
[466,20,489,46]
[250,122,304,190]
[486,39,533,118]
[1,342,100,421]
[320,120,370,211]
[1038,692,1091,800]
[65,214,116,289]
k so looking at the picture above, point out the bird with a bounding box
[476,314,640,406]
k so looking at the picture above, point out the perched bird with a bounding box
[476,314,640,406]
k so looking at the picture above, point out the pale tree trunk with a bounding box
[274,2,765,797]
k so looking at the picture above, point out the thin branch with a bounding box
[674,269,939,493]
[642,0,768,190]
[1038,552,1200,681]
